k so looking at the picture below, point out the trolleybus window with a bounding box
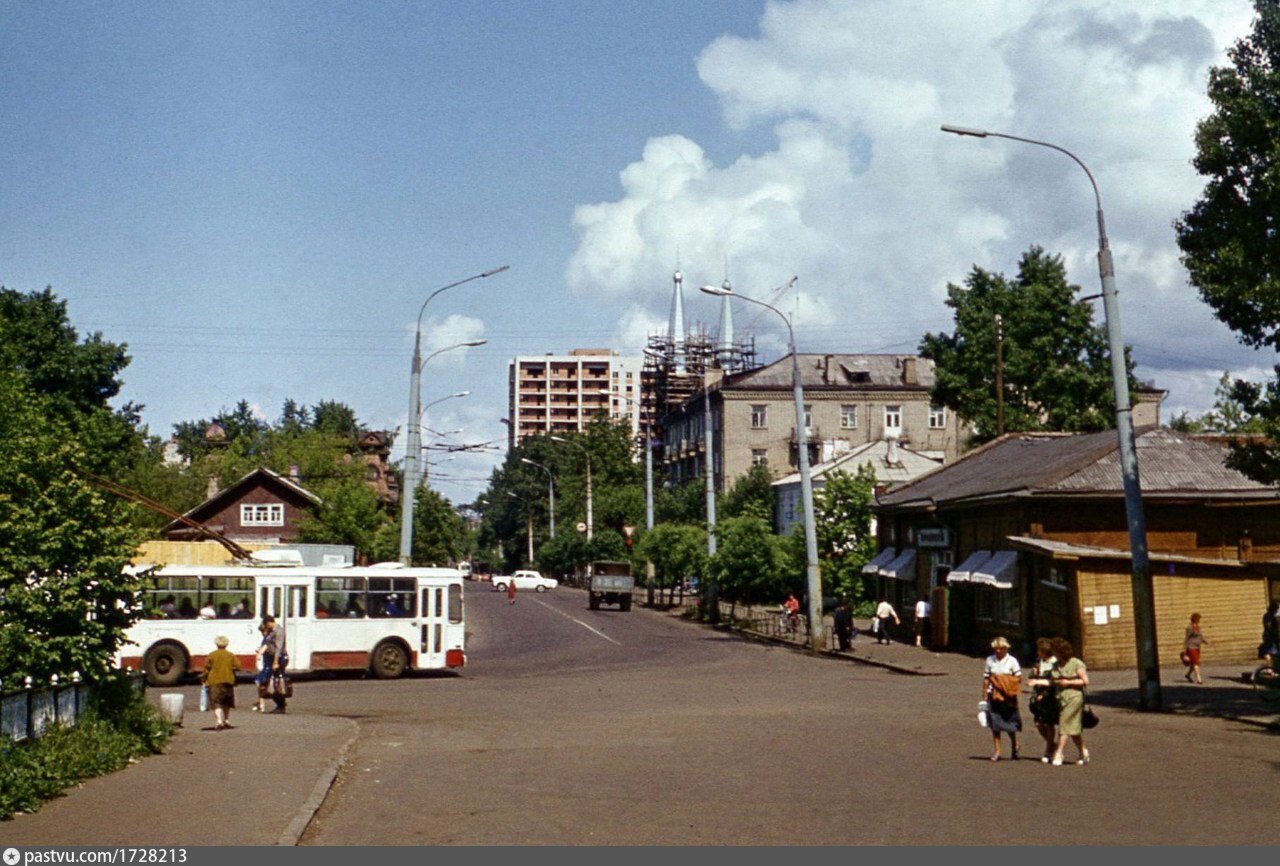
[144,574,200,618]
[369,576,416,617]
[202,576,255,619]
[316,577,366,618]
[448,583,463,623]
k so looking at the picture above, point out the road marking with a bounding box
[532,597,622,645]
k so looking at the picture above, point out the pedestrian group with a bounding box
[198,613,293,731]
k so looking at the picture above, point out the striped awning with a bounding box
[947,550,992,584]
[971,550,1018,589]
[881,549,917,581]
[862,548,897,574]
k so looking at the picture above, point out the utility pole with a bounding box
[703,372,719,623]
[995,313,1005,437]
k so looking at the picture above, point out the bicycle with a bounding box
[1251,663,1280,703]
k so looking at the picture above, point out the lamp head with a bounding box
[700,284,732,297]
[550,435,567,443]
[940,124,988,138]
[462,339,487,348]
[453,390,471,398]
[481,265,510,278]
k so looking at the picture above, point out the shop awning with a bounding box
[946,550,992,584]
[881,549,917,581]
[971,549,1019,589]
[862,548,897,574]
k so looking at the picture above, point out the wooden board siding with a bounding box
[1075,560,1268,669]
[135,540,272,566]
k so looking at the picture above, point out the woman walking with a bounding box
[200,635,239,731]
[1028,638,1059,762]
[982,636,1022,761]
[1042,637,1089,766]
[1183,613,1208,684]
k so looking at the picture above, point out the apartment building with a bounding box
[507,349,644,448]
[661,353,965,490]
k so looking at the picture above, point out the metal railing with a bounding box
[0,673,141,743]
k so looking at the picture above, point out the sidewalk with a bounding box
[664,603,1280,728]
[1,684,357,846]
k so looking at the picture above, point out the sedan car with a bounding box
[491,570,558,592]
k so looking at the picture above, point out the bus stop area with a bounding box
[1,682,357,846]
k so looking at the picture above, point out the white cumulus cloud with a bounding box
[566,0,1265,415]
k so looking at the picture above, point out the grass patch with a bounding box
[0,675,173,820]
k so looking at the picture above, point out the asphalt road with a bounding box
[294,584,1280,845]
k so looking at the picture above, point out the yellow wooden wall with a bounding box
[134,540,271,566]
[1075,561,1267,669]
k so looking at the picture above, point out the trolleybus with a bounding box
[118,562,466,686]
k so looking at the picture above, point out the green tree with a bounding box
[638,523,707,604]
[0,288,146,683]
[1175,4,1280,484]
[655,478,706,525]
[1176,1,1280,353]
[707,516,787,611]
[298,482,396,563]
[813,465,879,603]
[719,464,775,521]
[410,487,466,566]
[920,246,1129,444]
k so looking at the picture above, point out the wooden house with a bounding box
[869,428,1280,668]
[161,467,322,545]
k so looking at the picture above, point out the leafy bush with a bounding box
[0,677,172,820]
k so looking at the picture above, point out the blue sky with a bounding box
[1,1,1267,502]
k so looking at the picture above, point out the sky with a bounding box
[0,0,1268,504]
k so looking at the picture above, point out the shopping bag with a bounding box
[199,685,209,713]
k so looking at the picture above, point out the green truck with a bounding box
[587,561,634,611]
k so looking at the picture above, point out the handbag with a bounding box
[271,673,293,698]
[1179,649,1191,665]
[1082,705,1100,729]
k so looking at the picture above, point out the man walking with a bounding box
[833,599,853,651]
[874,598,900,645]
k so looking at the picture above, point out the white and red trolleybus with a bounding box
[118,562,466,686]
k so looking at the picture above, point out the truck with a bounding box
[587,561,634,611]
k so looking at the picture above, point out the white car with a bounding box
[491,570,558,593]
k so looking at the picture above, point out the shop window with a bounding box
[998,589,1021,626]
[975,587,993,622]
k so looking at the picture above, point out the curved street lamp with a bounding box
[550,435,592,542]
[940,124,1159,710]
[399,264,508,564]
[701,279,824,653]
[520,457,555,540]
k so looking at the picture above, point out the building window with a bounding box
[998,589,1021,626]
[840,404,858,429]
[884,404,902,434]
[975,588,993,622]
[929,405,946,429]
[751,405,768,428]
[931,550,953,589]
[803,404,813,431]
[240,503,284,527]
[1043,565,1068,590]
[751,449,768,467]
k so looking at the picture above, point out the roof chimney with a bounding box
[886,435,900,466]
[823,354,833,385]
[902,357,918,385]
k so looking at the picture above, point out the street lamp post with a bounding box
[701,280,823,652]
[940,124,1160,710]
[520,457,556,539]
[401,339,487,563]
[603,389,655,603]
[550,435,592,542]
[399,264,508,565]
[507,492,533,565]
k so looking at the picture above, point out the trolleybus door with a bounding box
[420,583,446,668]
[258,579,311,672]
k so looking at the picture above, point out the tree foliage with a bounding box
[719,464,775,522]
[1176,1,1280,352]
[920,246,1130,444]
[707,516,788,608]
[0,288,145,683]
[813,464,878,603]
[1175,4,1280,485]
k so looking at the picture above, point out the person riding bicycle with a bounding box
[782,593,801,630]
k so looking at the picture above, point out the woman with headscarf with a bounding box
[200,635,239,731]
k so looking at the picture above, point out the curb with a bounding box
[665,608,947,677]
[276,716,361,846]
